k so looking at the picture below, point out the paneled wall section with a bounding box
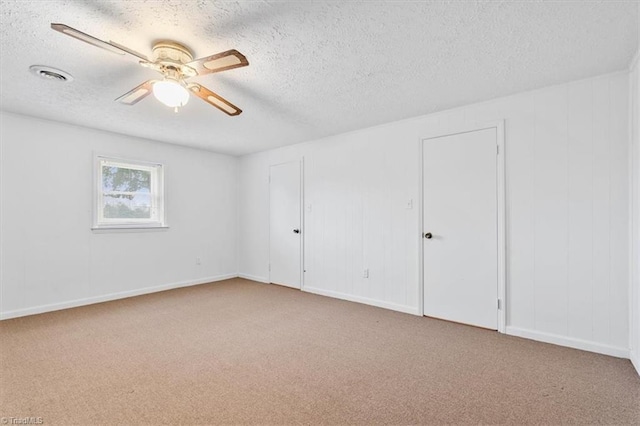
[0,112,239,318]
[239,71,630,357]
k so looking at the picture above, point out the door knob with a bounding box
[424,232,432,239]
[293,229,300,234]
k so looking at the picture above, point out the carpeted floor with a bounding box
[1,278,639,425]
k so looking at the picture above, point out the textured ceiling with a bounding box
[0,1,638,156]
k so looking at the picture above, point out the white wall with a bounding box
[630,55,640,374]
[0,112,238,319]
[239,71,630,358]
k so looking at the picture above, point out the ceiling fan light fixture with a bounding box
[152,79,189,108]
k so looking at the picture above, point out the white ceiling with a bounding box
[0,1,637,156]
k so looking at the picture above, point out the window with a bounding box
[94,156,165,229]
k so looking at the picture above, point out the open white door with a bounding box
[269,161,302,289]
[422,127,500,330]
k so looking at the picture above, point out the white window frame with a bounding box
[93,155,166,230]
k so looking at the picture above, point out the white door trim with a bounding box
[418,120,506,333]
[300,157,306,290]
[268,159,304,289]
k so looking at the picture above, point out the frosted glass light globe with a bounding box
[153,80,190,108]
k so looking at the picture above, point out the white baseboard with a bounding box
[303,286,420,316]
[0,273,238,320]
[506,326,629,359]
[238,273,269,284]
[631,350,640,376]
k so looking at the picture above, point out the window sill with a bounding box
[91,226,169,233]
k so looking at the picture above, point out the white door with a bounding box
[269,161,302,289]
[422,128,498,329]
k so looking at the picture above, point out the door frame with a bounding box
[268,158,305,290]
[418,121,506,333]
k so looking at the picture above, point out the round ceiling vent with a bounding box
[29,65,73,82]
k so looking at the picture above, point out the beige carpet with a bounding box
[1,278,639,425]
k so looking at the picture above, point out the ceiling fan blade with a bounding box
[107,40,149,62]
[188,83,242,116]
[186,49,249,76]
[51,23,148,61]
[115,80,156,105]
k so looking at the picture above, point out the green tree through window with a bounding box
[102,166,152,219]
[102,167,150,197]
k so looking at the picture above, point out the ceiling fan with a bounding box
[51,23,249,115]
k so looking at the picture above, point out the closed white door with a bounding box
[269,161,302,289]
[423,128,498,330]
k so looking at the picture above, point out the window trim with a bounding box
[93,155,167,230]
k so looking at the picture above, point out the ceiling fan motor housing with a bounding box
[149,41,197,79]
[153,41,192,63]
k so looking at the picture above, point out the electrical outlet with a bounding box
[196,257,201,265]
[363,268,369,278]
[405,199,413,209]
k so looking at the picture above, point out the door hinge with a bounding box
[497,299,501,310]
[268,263,271,271]
[496,145,499,155]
